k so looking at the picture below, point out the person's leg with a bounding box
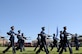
[63,43,67,52]
[22,40,25,51]
[50,45,54,51]
[36,45,43,54]
[23,45,25,51]
[3,42,12,53]
[59,42,65,54]
[12,40,16,54]
[59,46,64,54]
[16,40,20,50]
[77,43,79,50]
[43,42,49,54]
[16,45,20,50]
[76,43,79,50]
[68,43,73,54]
[57,44,61,52]
[19,40,23,52]
[63,42,67,52]
[50,42,55,51]
[34,43,38,51]
[64,47,67,52]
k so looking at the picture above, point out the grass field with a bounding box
[0,47,82,54]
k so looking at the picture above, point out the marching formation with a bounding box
[2,26,80,54]
[34,26,79,54]
[2,26,26,54]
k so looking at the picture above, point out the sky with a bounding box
[0,0,82,42]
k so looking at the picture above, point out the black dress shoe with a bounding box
[2,51,5,54]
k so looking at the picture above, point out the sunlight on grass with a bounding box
[0,47,82,54]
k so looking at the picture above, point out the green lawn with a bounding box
[0,47,82,54]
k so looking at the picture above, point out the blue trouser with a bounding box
[3,36,16,54]
[75,42,79,50]
[18,40,22,52]
[57,43,67,52]
[59,40,72,54]
[50,42,57,51]
[36,40,49,54]
[22,40,25,51]
[16,39,23,52]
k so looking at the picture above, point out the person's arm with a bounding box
[7,32,11,35]
[23,37,26,39]
[13,32,17,35]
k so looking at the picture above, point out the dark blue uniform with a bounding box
[50,34,57,51]
[21,33,26,51]
[74,34,79,50]
[34,34,42,51]
[59,27,73,54]
[3,30,16,54]
[36,27,49,54]
[16,32,23,52]
[57,31,67,52]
